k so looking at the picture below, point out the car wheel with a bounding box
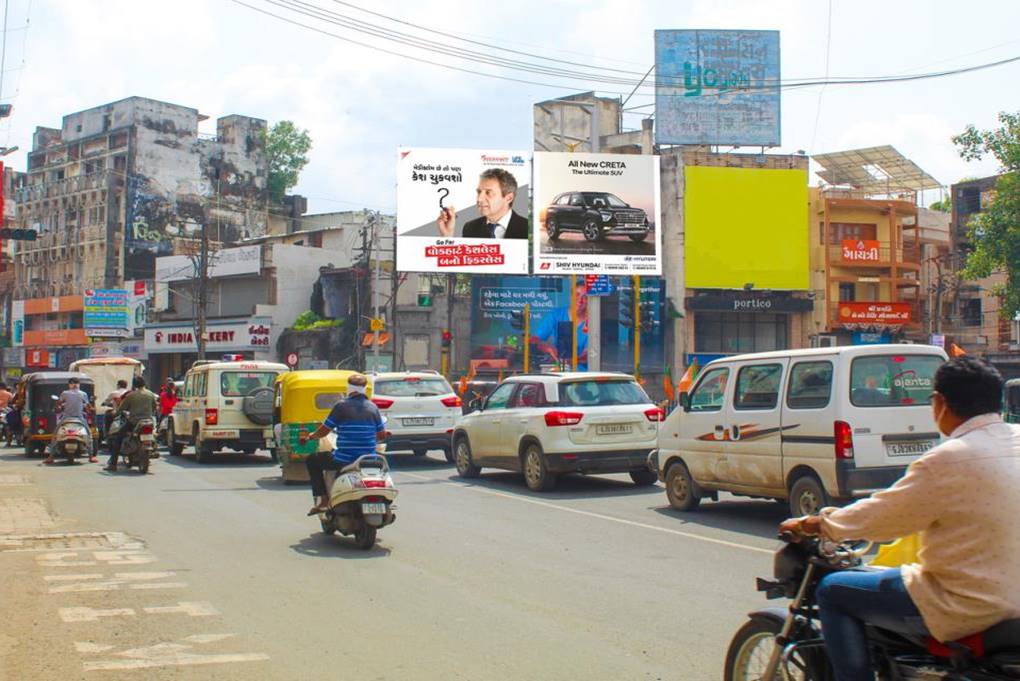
[546,217,560,241]
[454,437,480,478]
[665,460,701,511]
[442,446,454,464]
[522,443,556,492]
[194,426,214,464]
[629,469,658,486]
[582,218,604,242]
[168,425,184,457]
[789,475,828,517]
[628,230,649,242]
[412,448,428,457]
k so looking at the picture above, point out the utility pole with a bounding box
[370,211,381,368]
[586,102,601,371]
[633,275,642,380]
[443,273,454,377]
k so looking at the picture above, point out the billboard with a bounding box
[684,166,808,290]
[84,289,130,338]
[533,152,661,275]
[397,148,530,274]
[155,245,261,283]
[655,29,781,146]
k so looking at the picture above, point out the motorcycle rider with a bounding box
[780,357,1020,681]
[101,379,130,440]
[298,373,386,515]
[44,377,95,464]
[104,376,158,472]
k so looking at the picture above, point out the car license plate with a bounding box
[361,502,386,515]
[596,424,633,436]
[886,441,933,456]
[402,417,434,427]
[65,443,78,452]
[140,434,154,442]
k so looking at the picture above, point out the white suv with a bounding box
[370,372,461,462]
[451,372,662,491]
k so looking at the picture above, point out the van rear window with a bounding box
[219,371,277,397]
[850,355,942,407]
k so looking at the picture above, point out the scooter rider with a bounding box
[44,377,95,464]
[299,373,386,516]
[779,357,1020,681]
[105,376,158,472]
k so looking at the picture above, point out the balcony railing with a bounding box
[15,170,118,203]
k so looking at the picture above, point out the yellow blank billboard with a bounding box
[684,166,809,290]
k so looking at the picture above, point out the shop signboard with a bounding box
[144,318,272,354]
[837,302,912,326]
[654,29,781,146]
[84,289,130,338]
[154,245,261,283]
[11,300,23,347]
[842,239,881,262]
[929,333,946,349]
[687,293,813,313]
[584,275,615,297]
[3,347,24,367]
[533,152,661,275]
[852,331,891,345]
[396,148,530,274]
[88,342,123,358]
[120,341,146,359]
[26,348,49,368]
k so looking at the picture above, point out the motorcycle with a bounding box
[51,417,92,463]
[111,415,157,474]
[725,534,1020,680]
[315,453,398,550]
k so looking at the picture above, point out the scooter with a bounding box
[119,416,157,474]
[316,450,398,550]
[52,417,91,463]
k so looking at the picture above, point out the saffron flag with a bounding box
[949,343,967,358]
[663,365,676,400]
[676,360,699,394]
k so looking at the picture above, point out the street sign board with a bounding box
[369,318,385,332]
[285,352,299,368]
[584,275,615,296]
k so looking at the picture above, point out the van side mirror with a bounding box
[679,392,691,412]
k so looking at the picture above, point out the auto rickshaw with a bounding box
[1005,378,1020,424]
[22,372,99,457]
[68,357,143,442]
[273,370,373,483]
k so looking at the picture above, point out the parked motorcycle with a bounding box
[51,417,92,463]
[725,533,1020,680]
[111,415,157,474]
[315,453,398,550]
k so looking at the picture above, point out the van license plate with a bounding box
[402,417,434,427]
[361,503,386,515]
[64,443,78,452]
[140,434,154,442]
[886,441,933,456]
[596,424,632,436]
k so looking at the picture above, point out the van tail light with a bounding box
[205,409,218,425]
[544,411,584,427]
[372,398,394,409]
[440,396,462,408]
[834,420,854,460]
[644,407,665,422]
[139,423,155,435]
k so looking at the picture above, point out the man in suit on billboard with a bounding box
[436,168,528,239]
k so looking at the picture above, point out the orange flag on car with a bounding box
[676,360,699,395]
[949,343,967,357]
[458,376,468,396]
[662,366,676,401]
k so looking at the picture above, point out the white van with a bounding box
[651,344,948,517]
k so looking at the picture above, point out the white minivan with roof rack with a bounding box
[650,344,948,517]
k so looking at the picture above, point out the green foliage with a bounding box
[264,121,312,203]
[292,310,341,332]
[952,112,1020,318]
[928,197,951,213]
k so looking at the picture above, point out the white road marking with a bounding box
[75,642,115,653]
[49,571,185,593]
[45,573,104,582]
[37,551,96,567]
[143,602,219,617]
[92,550,157,565]
[78,634,269,671]
[60,607,136,623]
[397,471,774,555]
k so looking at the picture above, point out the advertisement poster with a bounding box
[11,299,23,347]
[84,289,130,338]
[397,148,530,274]
[533,152,661,275]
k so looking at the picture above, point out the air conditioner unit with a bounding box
[814,335,837,348]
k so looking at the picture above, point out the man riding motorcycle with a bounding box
[780,356,1020,681]
[44,377,95,464]
[104,376,158,472]
[298,373,386,516]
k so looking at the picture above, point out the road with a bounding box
[0,445,789,680]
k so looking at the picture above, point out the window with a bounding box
[559,380,649,407]
[512,383,545,408]
[183,375,194,398]
[195,372,207,397]
[962,298,981,327]
[374,377,452,397]
[313,393,344,410]
[689,368,729,412]
[787,361,834,410]
[734,364,783,410]
[828,223,877,245]
[219,371,276,396]
[850,354,943,407]
[569,194,584,206]
[555,194,571,206]
[484,383,516,411]
[838,282,855,302]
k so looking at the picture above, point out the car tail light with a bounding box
[544,411,584,427]
[372,398,394,409]
[205,409,218,425]
[644,407,665,422]
[834,420,854,460]
[139,423,155,435]
[363,479,388,488]
[441,396,462,408]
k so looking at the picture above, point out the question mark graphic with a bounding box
[437,187,450,209]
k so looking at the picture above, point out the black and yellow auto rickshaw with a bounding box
[22,372,98,457]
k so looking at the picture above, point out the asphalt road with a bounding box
[0,444,790,680]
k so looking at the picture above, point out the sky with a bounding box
[2,0,1018,214]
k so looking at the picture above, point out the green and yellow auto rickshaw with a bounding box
[273,370,372,483]
[1005,378,1020,424]
[22,372,99,457]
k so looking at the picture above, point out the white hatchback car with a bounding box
[451,372,662,491]
[370,372,461,461]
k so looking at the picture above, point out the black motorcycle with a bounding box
[725,534,1020,680]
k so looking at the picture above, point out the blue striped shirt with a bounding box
[323,394,384,465]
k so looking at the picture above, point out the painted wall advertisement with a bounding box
[654,29,781,146]
[144,317,272,354]
[84,289,130,338]
[533,152,661,275]
[396,148,530,274]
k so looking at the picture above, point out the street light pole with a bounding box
[371,212,381,368]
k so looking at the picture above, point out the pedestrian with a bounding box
[158,379,178,428]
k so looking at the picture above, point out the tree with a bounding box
[264,121,312,203]
[952,112,1020,318]
[928,196,951,213]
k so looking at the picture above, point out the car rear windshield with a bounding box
[374,378,452,397]
[558,380,650,407]
[850,354,942,407]
[219,371,277,397]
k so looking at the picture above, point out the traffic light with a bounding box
[441,329,452,349]
[638,285,661,333]
[618,285,635,328]
[0,228,37,241]
[509,309,526,330]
